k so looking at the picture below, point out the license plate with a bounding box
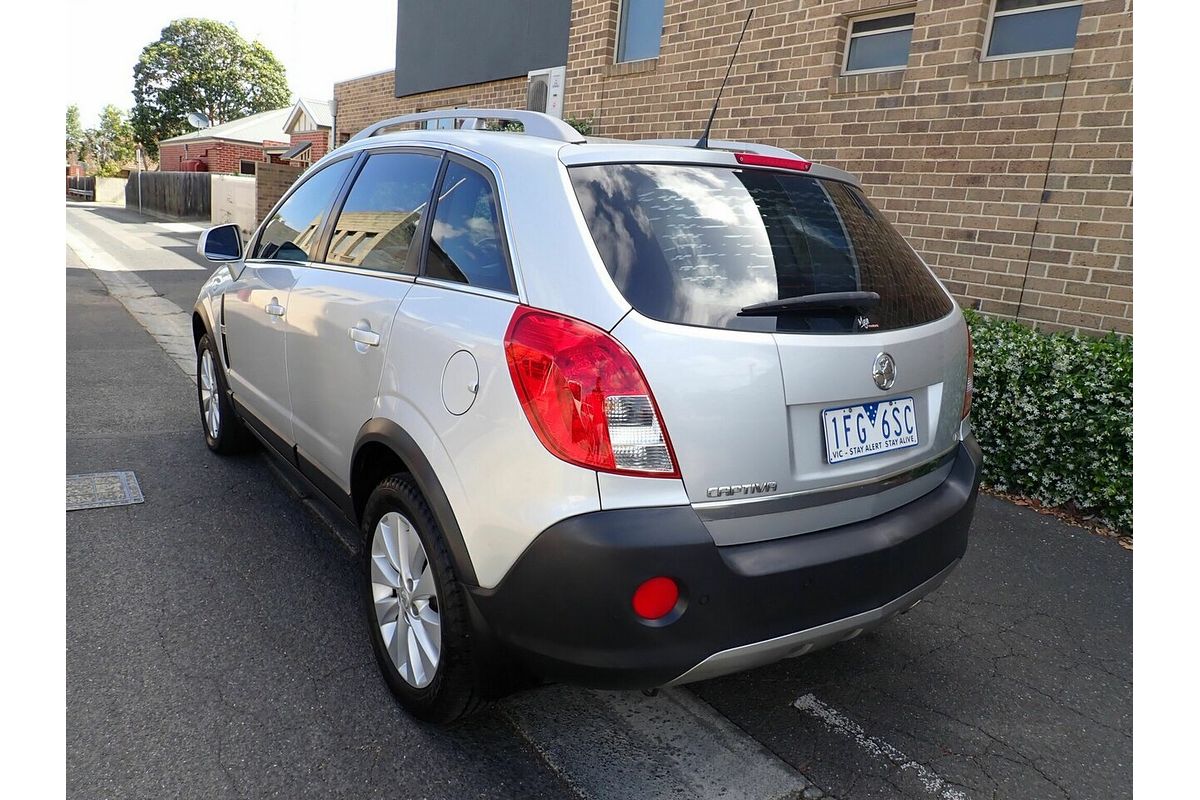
[822,397,918,464]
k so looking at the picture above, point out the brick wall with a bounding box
[158,140,287,174]
[333,0,1132,335]
[335,69,528,146]
[255,161,304,225]
[290,129,331,162]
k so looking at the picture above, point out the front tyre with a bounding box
[196,332,252,454]
[363,474,484,723]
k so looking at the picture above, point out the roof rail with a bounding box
[348,108,586,145]
[639,138,805,160]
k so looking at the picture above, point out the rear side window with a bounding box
[325,151,441,274]
[254,158,353,261]
[569,163,953,333]
[425,161,513,294]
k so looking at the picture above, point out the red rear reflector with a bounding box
[632,577,680,620]
[734,152,813,172]
[504,306,680,478]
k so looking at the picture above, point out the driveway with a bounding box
[66,203,1131,799]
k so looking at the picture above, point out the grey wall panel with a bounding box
[394,0,571,98]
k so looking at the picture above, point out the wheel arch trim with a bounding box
[353,418,479,587]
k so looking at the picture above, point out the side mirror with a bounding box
[198,224,243,262]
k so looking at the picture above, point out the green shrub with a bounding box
[964,310,1132,532]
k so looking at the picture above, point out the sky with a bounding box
[66,0,397,125]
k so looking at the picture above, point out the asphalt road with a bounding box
[66,203,1132,799]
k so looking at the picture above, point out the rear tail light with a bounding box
[504,306,680,478]
[962,327,975,420]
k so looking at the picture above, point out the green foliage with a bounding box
[964,310,1132,531]
[66,104,84,160]
[80,105,136,176]
[132,18,290,156]
[565,117,594,136]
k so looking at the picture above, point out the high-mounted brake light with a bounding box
[962,327,975,420]
[734,152,813,172]
[504,307,680,478]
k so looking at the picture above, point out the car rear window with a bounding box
[569,163,953,333]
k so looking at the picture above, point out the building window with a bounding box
[239,160,257,176]
[616,0,665,63]
[843,10,915,74]
[985,0,1083,60]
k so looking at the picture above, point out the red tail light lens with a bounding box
[734,152,813,172]
[504,306,680,478]
[962,327,975,420]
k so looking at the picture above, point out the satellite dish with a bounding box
[186,111,211,129]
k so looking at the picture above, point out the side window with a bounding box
[425,161,513,294]
[844,11,915,74]
[253,158,353,261]
[616,0,665,63]
[985,0,1083,59]
[325,151,442,274]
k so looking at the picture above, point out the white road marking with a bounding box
[155,221,204,233]
[503,685,817,800]
[66,226,197,380]
[794,694,967,800]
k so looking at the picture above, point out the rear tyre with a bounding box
[196,332,252,454]
[362,474,485,724]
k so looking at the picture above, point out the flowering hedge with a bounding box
[964,310,1132,532]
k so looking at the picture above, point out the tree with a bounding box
[131,18,290,156]
[66,104,84,162]
[84,105,137,176]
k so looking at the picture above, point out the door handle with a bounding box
[348,326,381,347]
[264,299,285,317]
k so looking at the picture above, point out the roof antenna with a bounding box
[696,9,754,149]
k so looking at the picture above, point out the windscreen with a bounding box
[569,163,953,333]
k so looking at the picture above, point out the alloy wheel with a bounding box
[370,511,442,688]
[199,349,220,438]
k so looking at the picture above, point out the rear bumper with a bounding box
[467,435,982,689]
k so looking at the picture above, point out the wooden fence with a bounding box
[125,171,211,219]
[66,176,95,201]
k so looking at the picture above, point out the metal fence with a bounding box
[125,171,212,219]
[66,176,95,201]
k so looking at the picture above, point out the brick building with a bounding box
[158,108,291,174]
[334,0,1132,335]
[280,98,335,166]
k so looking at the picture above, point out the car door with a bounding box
[223,156,356,450]
[285,148,444,494]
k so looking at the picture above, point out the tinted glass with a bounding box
[204,225,241,260]
[426,161,512,293]
[988,4,1082,57]
[846,27,913,72]
[254,158,353,261]
[569,163,953,334]
[852,12,915,34]
[617,0,665,62]
[325,152,441,274]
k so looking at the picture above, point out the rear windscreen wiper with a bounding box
[738,291,881,316]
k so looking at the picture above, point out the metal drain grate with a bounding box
[66,471,144,511]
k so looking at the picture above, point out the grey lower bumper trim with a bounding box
[665,559,961,686]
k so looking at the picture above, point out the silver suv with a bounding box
[193,109,981,723]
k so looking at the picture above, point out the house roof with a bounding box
[285,98,334,133]
[281,141,312,160]
[159,107,291,145]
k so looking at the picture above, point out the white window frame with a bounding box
[614,0,664,65]
[841,6,917,76]
[981,0,1083,62]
